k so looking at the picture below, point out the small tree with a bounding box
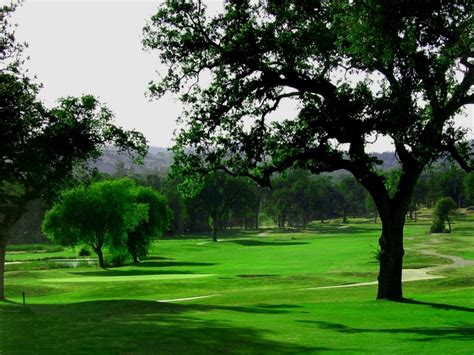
[42,179,149,268]
[126,187,172,263]
[430,197,457,233]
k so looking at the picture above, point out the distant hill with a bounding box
[93,147,400,175]
[92,147,174,175]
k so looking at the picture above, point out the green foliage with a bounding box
[430,197,457,233]
[0,1,148,298]
[463,172,474,205]
[77,247,91,257]
[42,179,149,267]
[126,186,172,262]
[144,1,473,299]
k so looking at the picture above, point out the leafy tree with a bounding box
[194,172,249,241]
[42,179,149,268]
[162,176,186,234]
[365,194,378,223]
[144,1,473,300]
[228,177,261,229]
[438,163,466,207]
[409,174,430,221]
[430,197,457,233]
[336,175,366,223]
[464,172,474,205]
[126,186,172,263]
[265,170,322,227]
[0,3,146,299]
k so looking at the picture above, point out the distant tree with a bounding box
[42,179,149,268]
[464,172,474,205]
[336,175,366,223]
[438,163,466,207]
[114,160,130,178]
[408,174,430,221]
[365,194,378,223]
[145,1,474,300]
[0,3,146,300]
[162,176,186,234]
[228,177,261,229]
[195,173,254,241]
[126,186,172,263]
[430,197,457,233]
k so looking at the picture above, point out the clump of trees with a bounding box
[430,197,457,233]
[42,179,171,268]
[0,3,146,300]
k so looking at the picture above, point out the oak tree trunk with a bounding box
[95,247,105,269]
[211,217,218,242]
[0,236,7,301]
[377,211,406,300]
[0,207,26,301]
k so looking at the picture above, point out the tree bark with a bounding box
[355,158,422,301]
[376,212,405,300]
[0,204,27,301]
[212,225,218,242]
[95,247,105,269]
[211,216,218,242]
[132,253,139,264]
[0,235,7,301]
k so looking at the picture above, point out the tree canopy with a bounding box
[42,179,171,267]
[144,0,473,300]
[126,185,172,263]
[430,196,457,233]
[42,179,150,268]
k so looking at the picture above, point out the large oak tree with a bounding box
[144,0,473,300]
[0,3,147,300]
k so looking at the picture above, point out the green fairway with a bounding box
[1,215,473,353]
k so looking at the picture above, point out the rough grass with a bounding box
[1,214,473,353]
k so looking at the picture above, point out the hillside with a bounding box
[92,147,399,176]
[93,147,174,175]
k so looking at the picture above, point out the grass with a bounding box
[1,214,473,353]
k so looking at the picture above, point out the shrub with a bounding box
[77,247,91,257]
[430,197,457,233]
[107,253,129,267]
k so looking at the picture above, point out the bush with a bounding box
[107,253,129,267]
[430,197,457,233]
[429,216,445,233]
[77,247,91,257]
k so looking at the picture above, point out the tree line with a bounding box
[115,160,474,238]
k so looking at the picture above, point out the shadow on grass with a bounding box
[231,240,309,247]
[299,320,474,342]
[400,298,474,313]
[0,300,321,353]
[136,261,217,268]
[68,261,217,276]
[69,269,196,277]
[163,223,381,241]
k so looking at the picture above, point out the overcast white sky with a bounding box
[9,0,473,152]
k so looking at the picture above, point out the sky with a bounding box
[8,0,473,152]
